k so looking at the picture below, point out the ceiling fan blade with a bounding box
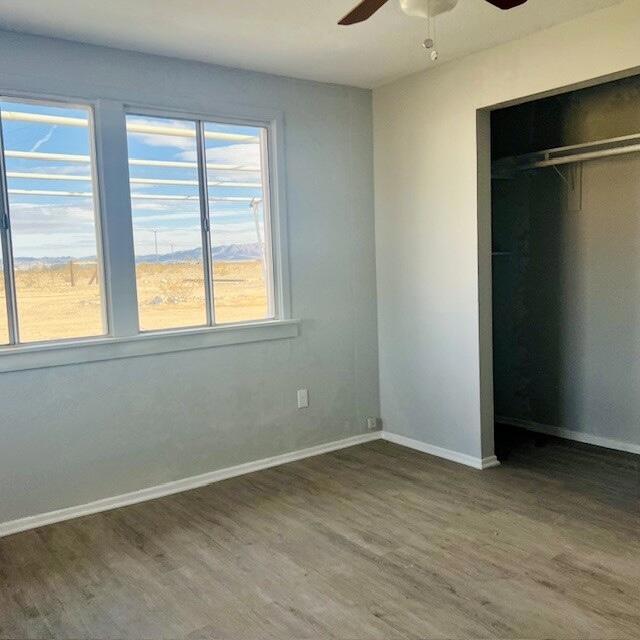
[484,0,528,9]
[338,0,392,25]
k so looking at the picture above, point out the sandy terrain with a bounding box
[0,260,269,344]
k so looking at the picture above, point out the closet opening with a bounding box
[489,74,640,463]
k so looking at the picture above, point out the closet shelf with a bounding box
[492,132,640,176]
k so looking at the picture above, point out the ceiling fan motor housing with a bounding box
[399,0,459,18]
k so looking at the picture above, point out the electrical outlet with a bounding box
[367,417,381,431]
[297,388,309,409]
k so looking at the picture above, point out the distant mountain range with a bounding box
[12,243,264,269]
[135,242,264,264]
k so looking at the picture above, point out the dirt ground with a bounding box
[0,260,269,344]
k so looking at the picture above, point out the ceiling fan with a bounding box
[338,0,528,25]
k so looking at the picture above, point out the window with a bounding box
[126,113,274,331]
[0,99,106,345]
[0,95,294,370]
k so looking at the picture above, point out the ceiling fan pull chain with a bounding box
[430,18,439,62]
[422,3,433,50]
[422,2,439,62]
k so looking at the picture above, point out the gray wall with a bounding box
[492,79,640,447]
[0,30,379,524]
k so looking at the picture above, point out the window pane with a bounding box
[126,115,207,332]
[204,122,272,324]
[0,100,106,343]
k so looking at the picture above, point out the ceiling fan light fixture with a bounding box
[337,0,526,26]
[399,0,458,18]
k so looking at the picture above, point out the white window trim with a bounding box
[0,92,296,373]
[123,101,292,325]
[0,320,299,373]
[0,95,111,344]
[124,106,280,329]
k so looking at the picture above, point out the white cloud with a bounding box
[133,212,200,224]
[7,202,98,257]
[208,143,261,168]
[5,197,262,258]
[12,232,99,258]
[211,221,263,246]
[30,125,57,152]
[10,202,95,231]
[133,210,250,225]
[26,164,92,177]
[131,202,172,212]
[178,142,261,170]
[132,199,256,224]
[127,116,196,153]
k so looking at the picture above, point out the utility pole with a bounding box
[152,229,159,262]
[250,198,266,279]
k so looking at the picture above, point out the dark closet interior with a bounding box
[490,75,640,460]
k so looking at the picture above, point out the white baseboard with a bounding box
[381,431,500,470]
[480,455,501,469]
[496,416,640,455]
[0,432,380,539]
[0,429,505,539]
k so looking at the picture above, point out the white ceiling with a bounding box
[0,0,621,88]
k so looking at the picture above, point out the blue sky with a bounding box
[0,101,266,259]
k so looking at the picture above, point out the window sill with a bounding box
[0,319,300,373]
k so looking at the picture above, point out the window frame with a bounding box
[0,91,296,372]
[124,105,283,333]
[0,94,110,346]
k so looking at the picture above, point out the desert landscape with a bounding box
[0,260,268,344]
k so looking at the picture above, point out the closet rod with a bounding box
[525,142,640,168]
[493,133,640,173]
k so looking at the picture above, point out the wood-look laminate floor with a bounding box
[1,436,638,639]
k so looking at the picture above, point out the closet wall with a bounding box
[491,76,640,450]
